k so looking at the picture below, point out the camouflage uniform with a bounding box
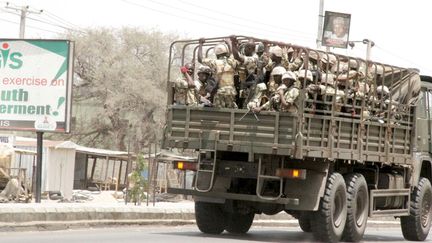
[203,56,239,108]
[307,73,344,111]
[238,54,258,107]
[247,82,267,109]
[282,48,303,71]
[172,77,200,106]
[283,85,300,113]
[260,84,287,111]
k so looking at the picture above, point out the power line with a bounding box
[178,0,315,38]
[0,17,63,35]
[43,10,82,29]
[26,15,85,33]
[142,0,314,40]
[120,0,313,43]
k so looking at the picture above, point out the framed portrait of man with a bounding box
[322,11,351,49]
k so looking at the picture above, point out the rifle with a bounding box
[239,107,260,122]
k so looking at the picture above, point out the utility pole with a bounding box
[5,3,43,38]
[316,0,325,49]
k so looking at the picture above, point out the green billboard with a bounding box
[0,39,74,133]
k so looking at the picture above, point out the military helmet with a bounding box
[297,69,313,82]
[376,85,390,95]
[256,82,267,91]
[321,73,335,86]
[282,71,297,81]
[271,66,286,76]
[269,46,283,58]
[184,62,194,73]
[197,65,212,75]
[256,42,265,53]
[321,54,337,65]
[214,43,229,55]
[348,59,358,69]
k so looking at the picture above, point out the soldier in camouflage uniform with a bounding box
[196,65,216,106]
[231,37,258,108]
[281,71,301,113]
[255,42,268,77]
[198,39,239,109]
[307,71,344,111]
[282,47,303,72]
[253,66,286,112]
[171,62,200,106]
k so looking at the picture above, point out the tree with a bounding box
[55,27,180,152]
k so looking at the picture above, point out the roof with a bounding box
[13,136,135,160]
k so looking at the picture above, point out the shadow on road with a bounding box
[154,227,405,242]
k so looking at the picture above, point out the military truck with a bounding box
[160,36,432,242]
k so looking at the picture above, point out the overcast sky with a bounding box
[2,0,431,75]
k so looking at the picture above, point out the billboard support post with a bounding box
[35,131,43,203]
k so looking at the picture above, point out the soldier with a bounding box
[171,62,199,106]
[255,42,268,77]
[307,72,344,111]
[372,85,399,119]
[256,42,265,58]
[231,37,258,108]
[253,66,286,112]
[282,47,303,72]
[280,71,300,113]
[198,39,238,108]
[196,65,216,106]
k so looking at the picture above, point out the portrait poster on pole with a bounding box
[322,11,351,49]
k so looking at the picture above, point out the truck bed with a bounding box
[163,105,414,165]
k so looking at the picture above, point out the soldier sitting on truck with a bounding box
[370,85,400,121]
[198,39,238,108]
[307,71,344,112]
[281,71,300,113]
[253,66,287,112]
[171,62,200,106]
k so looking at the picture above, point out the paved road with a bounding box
[0,225,429,243]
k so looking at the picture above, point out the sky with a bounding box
[1,0,431,75]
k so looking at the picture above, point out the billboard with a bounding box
[322,11,351,49]
[0,39,73,133]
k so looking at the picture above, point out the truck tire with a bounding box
[195,201,225,234]
[312,172,347,243]
[298,211,312,232]
[342,173,368,242]
[401,177,432,241]
[225,212,254,234]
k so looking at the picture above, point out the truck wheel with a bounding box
[298,211,312,232]
[401,177,432,241]
[195,201,225,234]
[312,172,347,243]
[225,212,254,234]
[342,173,368,242]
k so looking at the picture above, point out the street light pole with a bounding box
[316,0,325,49]
[363,39,374,61]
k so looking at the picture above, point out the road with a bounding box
[0,225,429,243]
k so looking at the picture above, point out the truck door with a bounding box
[416,90,429,153]
[428,90,432,153]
